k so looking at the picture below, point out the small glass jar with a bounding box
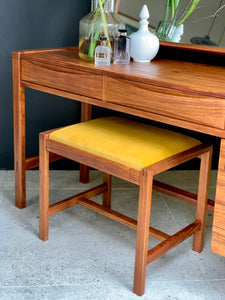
[79,0,125,62]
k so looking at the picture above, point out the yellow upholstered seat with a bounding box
[49,116,201,170]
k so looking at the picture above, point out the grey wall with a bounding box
[0,0,90,169]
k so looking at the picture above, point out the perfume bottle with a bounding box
[95,36,111,66]
[113,29,131,65]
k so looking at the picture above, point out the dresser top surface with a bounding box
[18,47,225,98]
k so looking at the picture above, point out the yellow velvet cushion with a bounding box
[49,117,201,170]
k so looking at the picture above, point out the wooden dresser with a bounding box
[13,46,225,257]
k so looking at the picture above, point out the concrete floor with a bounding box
[1,170,225,300]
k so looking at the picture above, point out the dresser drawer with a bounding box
[105,77,225,130]
[21,60,103,100]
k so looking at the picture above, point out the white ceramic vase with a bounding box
[130,5,159,62]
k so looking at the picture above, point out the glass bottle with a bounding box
[113,29,131,65]
[155,21,177,41]
[95,36,111,65]
[79,0,125,62]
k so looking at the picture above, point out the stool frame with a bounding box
[39,128,212,296]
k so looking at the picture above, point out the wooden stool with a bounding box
[39,117,212,296]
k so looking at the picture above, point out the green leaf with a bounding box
[170,0,180,21]
[161,0,170,39]
[97,0,112,50]
[176,0,200,25]
[87,0,112,59]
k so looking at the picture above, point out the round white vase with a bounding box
[130,5,159,62]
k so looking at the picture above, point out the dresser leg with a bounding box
[13,52,26,209]
[211,138,225,257]
[80,103,92,183]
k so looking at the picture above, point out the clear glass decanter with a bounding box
[79,0,124,61]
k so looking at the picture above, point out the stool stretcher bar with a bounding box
[147,220,201,265]
[48,186,171,242]
[153,180,214,212]
[77,196,171,242]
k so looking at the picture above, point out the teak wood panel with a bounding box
[105,77,225,130]
[21,59,103,100]
[46,138,140,185]
[211,139,225,257]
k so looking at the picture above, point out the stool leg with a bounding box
[193,148,212,252]
[39,135,50,241]
[103,173,112,209]
[133,170,153,296]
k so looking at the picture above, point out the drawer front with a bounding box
[21,60,103,100]
[105,77,225,130]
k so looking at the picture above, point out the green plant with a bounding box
[161,0,200,40]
